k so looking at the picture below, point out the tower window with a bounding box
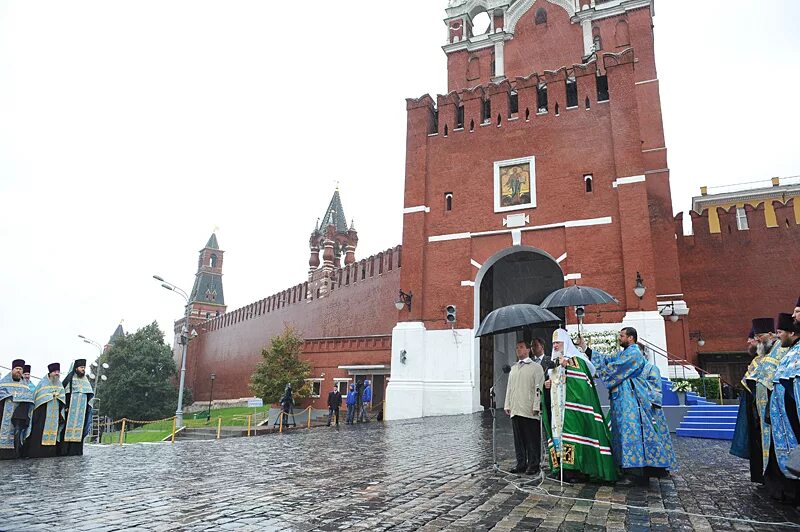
[469,119,475,132]
[456,105,464,129]
[736,207,749,230]
[481,99,491,124]
[535,8,547,25]
[596,74,609,102]
[430,109,439,135]
[566,78,578,108]
[555,103,560,116]
[585,96,591,110]
[592,27,602,52]
[584,174,593,193]
[537,84,548,113]
[210,254,218,267]
[445,192,453,212]
[509,90,519,116]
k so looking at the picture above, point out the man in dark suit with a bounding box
[326,386,342,426]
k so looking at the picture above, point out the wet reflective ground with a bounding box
[2,413,799,531]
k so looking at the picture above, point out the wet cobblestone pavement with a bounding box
[2,413,800,531]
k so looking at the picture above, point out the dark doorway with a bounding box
[478,249,565,409]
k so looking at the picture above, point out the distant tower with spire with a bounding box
[188,232,227,324]
[308,188,358,295]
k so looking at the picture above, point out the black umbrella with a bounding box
[540,285,618,336]
[475,304,560,338]
[540,285,618,308]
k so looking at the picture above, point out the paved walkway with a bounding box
[2,413,799,531]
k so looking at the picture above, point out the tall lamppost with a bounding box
[207,373,216,421]
[78,335,110,443]
[153,275,196,429]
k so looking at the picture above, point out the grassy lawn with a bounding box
[100,418,175,444]
[183,406,271,428]
[97,406,273,444]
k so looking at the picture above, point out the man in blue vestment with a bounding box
[580,327,676,486]
[0,359,35,460]
[59,359,94,456]
[25,363,66,459]
[767,300,800,503]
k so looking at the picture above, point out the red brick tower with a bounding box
[188,233,227,324]
[308,189,359,297]
[387,0,684,419]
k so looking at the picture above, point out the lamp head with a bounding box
[633,272,646,299]
[153,275,165,282]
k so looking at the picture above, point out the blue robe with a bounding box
[593,344,677,471]
[770,342,800,479]
[0,372,35,460]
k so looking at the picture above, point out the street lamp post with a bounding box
[207,373,216,421]
[78,335,110,443]
[154,275,195,429]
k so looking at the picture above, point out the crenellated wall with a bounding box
[676,199,800,364]
[185,247,401,401]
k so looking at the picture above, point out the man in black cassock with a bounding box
[732,318,775,483]
[59,359,94,456]
[25,363,66,459]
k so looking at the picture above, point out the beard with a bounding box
[75,369,85,377]
[620,340,630,349]
[49,374,60,385]
[11,374,20,382]
[756,339,773,356]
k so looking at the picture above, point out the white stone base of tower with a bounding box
[385,322,479,420]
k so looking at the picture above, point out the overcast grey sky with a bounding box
[1,1,799,377]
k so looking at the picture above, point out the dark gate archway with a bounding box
[475,247,565,409]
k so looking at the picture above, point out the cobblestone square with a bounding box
[2,413,799,531]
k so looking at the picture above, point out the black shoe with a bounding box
[525,466,540,476]
[509,465,527,474]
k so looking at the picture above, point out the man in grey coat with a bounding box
[504,339,545,475]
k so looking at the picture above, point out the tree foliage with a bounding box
[250,327,311,404]
[98,321,191,421]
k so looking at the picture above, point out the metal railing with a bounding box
[639,338,733,401]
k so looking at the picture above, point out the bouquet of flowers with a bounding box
[671,380,691,393]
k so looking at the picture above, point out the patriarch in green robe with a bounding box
[543,329,618,483]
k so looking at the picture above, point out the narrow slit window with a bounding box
[509,90,519,116]
[482,99,491,123]
[445,192,453,212]
[537,84,548,113]
[566,78,578,108]
[469,119,475,132]
[525,108,530,121]
[585,97,591,110]
[555,103,560,116]
[584,174,593,193]
[456,105,464,129]
[430,109,439,134]
[596,74,609,102]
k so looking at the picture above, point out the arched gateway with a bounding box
[474,246,565,409]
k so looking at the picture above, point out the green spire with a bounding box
[205,232,219,250]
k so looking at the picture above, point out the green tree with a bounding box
[98,321,191,420]
[250,327,311,404]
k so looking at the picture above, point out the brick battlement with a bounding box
[303,335,392,354]
[408,48,635,137]
[201,246,401,333]
[676,196,800,239]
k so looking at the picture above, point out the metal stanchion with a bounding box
[307,408,311,429]
[217,417,222,439]
[171,417,176,444]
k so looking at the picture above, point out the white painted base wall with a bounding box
[385,322,479,420]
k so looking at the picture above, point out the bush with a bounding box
[672,377,721,400]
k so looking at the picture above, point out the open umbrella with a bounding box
[540,285,618,335]
[540,285,618,309]
[475,304,560,338]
